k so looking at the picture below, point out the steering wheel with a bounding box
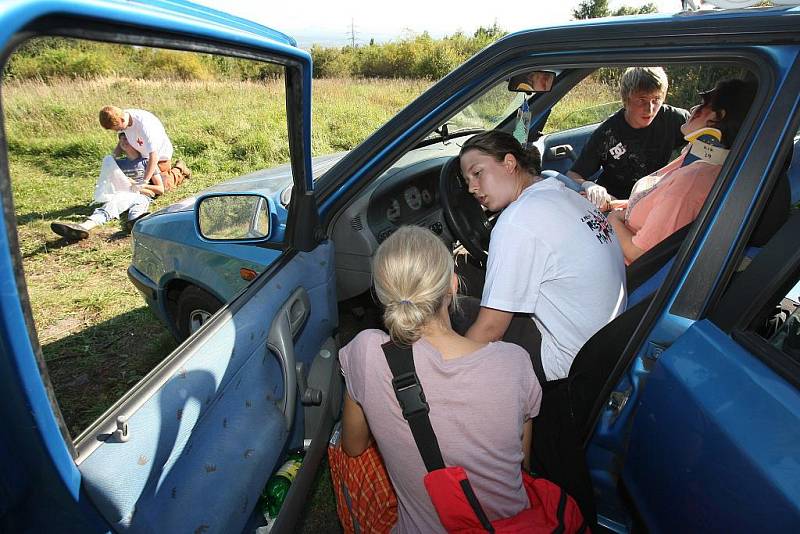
[438,156,492,264]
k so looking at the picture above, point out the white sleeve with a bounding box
[481,221,552,313]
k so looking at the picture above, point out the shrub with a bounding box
[7,48,113,81]
[139,50,212,81]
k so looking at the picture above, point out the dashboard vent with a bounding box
[350,215,363,232]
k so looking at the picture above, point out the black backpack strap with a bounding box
[381,341,445,472]
[381,341,494,532]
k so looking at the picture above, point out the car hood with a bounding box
[205,151,348,195]
[156,151,349,215]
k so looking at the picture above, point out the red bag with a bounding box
[424,466,588,533]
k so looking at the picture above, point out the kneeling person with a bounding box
[461,131,627,382]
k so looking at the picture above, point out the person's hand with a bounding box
[581,181,611,210]
[608,199,628,211]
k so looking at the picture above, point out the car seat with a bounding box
[532,152,793,525]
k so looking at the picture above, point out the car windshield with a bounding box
[427,81,526,139]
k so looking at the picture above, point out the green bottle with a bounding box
[261,448,306,518]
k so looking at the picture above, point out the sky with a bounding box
[192,0,685,47]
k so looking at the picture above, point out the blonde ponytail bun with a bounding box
[372,226,454,346]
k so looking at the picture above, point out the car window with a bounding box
[437,80,526,135]
[544,70,621,133]
[544,65,750,134]
[3,36,291,438]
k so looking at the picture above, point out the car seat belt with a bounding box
[381,341,495,532]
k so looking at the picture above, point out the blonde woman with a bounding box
[340,226,541,533]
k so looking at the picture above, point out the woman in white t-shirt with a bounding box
[459,131,627,382]
[340,225,541,533]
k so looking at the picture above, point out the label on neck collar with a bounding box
[682,127,728,166]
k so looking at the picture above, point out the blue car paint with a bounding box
[76,241,336,533]
[0,1,314,531]
[624,320,800,532]
[130,152,348,333]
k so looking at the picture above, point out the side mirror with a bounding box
[508,71,556,94]
[196,193,271,241]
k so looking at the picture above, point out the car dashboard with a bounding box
[330,140,462,301]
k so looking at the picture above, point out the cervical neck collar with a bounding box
[682,127,728,167]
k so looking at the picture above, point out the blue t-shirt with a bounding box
[115,157,148,184]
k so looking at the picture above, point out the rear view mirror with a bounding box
[508,71,556,93]
[197,193,271,241]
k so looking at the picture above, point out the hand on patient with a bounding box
[581,181,612,211]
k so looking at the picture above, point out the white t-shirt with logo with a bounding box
[123,109,173,162]
[481,178,627,380]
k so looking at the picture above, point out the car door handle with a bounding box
[548,144,576,160]
[267,287,311,429]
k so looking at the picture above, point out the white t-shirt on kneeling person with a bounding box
[123,108,173,162]
[481,177,627,381]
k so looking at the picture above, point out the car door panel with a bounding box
[540,123,597,175]
[622,320,800,532]
[75,241,336,533]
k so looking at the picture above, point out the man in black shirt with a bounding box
[567,67,689,208]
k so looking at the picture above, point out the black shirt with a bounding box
[570,104,689,199]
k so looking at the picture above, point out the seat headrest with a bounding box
[749,151,791,247]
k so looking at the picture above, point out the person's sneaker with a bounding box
[50,221,95,240]
[174,159,192,180]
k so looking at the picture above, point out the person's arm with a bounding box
[521,419,532,472]
[566,170,587,185]
[607,209,645,263]
[143,151,159,183]
[465,306,514,343]
[342,391,372,457]
[138,173,164,198]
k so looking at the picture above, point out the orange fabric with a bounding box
[328,443,398,534]
[156,160,187,191]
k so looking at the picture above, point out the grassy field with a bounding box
[6,76,431,436]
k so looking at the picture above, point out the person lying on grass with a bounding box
[50,133,163,240]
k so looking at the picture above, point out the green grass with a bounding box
[6,76,430,437]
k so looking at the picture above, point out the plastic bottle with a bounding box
[260,448,306,518]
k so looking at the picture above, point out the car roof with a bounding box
[126,0,297,47]
[0,0,301,56]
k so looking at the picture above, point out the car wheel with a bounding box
[175,286,223,341]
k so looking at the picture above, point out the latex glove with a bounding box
[581,181,611,210]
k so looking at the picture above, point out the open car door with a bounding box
[0,1,339,532]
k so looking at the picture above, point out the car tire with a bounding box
[175,286,223,341]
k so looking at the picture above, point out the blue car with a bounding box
[3,1,800,532]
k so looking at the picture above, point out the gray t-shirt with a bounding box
[340,329,541,534]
